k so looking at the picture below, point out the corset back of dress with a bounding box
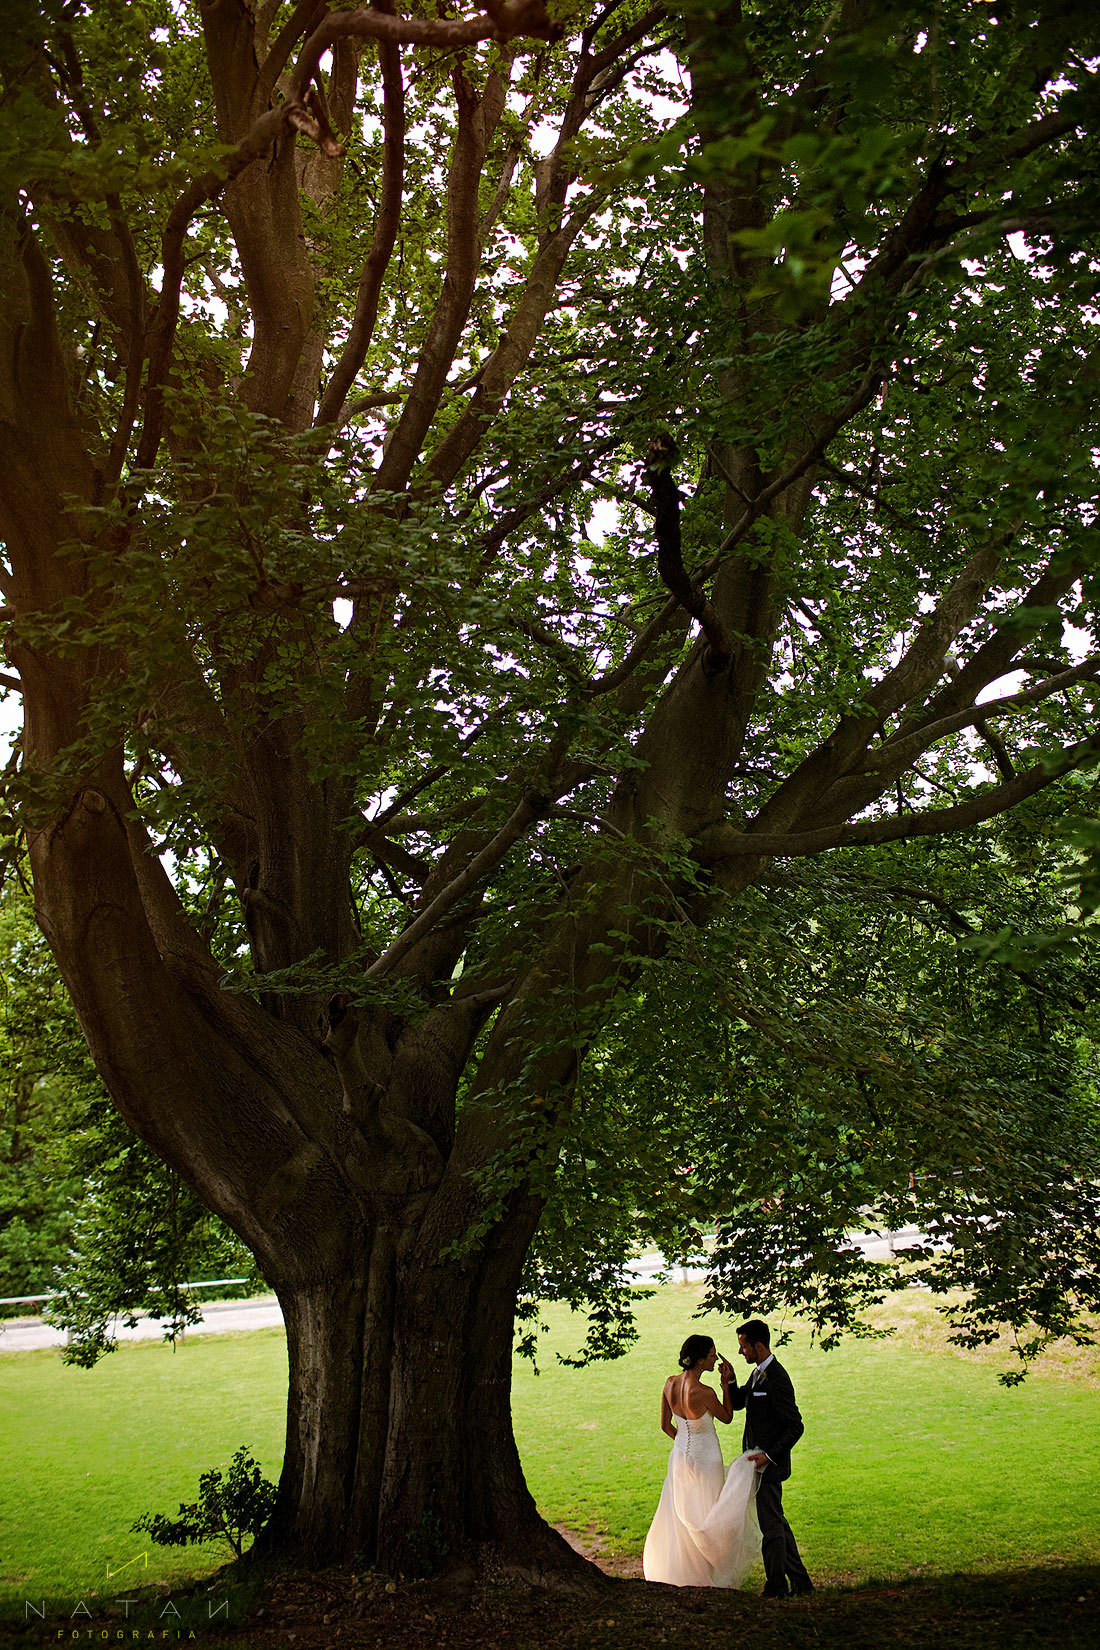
[673,1412,716,1460]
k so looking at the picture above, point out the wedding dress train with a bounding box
[642,1412,760,1588]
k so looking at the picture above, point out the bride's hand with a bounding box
[718,1357,734,1382]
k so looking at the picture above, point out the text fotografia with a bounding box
[24,1597,231,1637]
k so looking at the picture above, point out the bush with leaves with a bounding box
[131,1447,277,1561]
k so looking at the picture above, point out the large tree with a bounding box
[2,0,1099,1581]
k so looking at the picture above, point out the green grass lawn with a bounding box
[0,1327,288,1609]
[1,1283,1097,1615]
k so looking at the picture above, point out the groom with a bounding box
[730,1318,813,1600]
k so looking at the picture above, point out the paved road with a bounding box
[624,1224,923,1281]
[0,1295,286,1352]
[0,1227,924,1353]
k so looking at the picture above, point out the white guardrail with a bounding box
[0,1277,251,1307]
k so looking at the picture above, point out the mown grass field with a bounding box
[1,1280,1097,1617]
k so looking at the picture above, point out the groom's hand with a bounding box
[748,1452,769,1468]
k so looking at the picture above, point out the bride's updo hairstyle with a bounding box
[678,1334,714,1370]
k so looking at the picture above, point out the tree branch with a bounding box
[138,5,561,468]
[840,876,1087,1012]
[356,798,489,839]
[504,615,587,684]
[373,62,508,491]
[369,712,502,826]
[641,432,732,672]
[698,732,1100,864]
[364,784,556,979]
[136,107,290,468]
[908,565,1085,734]
[589,591,681,697]
[747,532,1015,843]
[315,12,406,430]
[697,363,890,582]
[257,0,328,101]
[468,435,618,573]
[853,657,1100,780]
[424,11,664,488]
[425,192,608,489]
[286,0,561,91]
[363,836,430,886]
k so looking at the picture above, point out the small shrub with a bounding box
[131,1445,277,1559]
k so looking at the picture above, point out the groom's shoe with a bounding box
[789,1581,815,1597]
[762,1585,790,1599]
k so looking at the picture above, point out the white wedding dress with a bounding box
[642,1411,761,1588]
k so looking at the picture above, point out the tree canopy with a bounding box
[543,805,1100,1379]
[2,0,1099,1578]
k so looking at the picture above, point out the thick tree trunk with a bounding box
[259,1196,597,1587]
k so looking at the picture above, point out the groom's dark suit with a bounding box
[730,1356,812,1597]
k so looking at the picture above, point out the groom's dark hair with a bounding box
[737,1319,770,1346]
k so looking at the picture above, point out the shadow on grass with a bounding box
[0,1561,259,1648]
[4,1560,1093,1649]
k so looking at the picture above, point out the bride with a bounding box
[642,1333,760,1588]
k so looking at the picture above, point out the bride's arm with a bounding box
[660,1381,677,1440]
[698,1361,736,1424]
[712,1358,736,1423]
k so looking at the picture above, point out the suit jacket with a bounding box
[729,1357,804,1484]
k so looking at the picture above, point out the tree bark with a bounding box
[253,1193,594,1584]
